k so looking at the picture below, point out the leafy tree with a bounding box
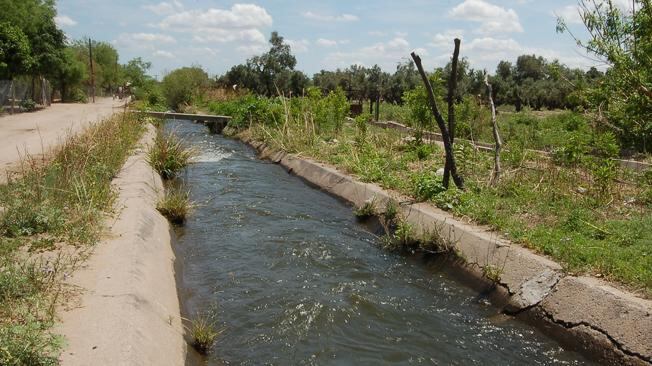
[122,57,152,89]
[0,0,65,79]
[220,32,309,96]
[162,66,209,109]
[558,0,652,152]
[52,47,87,102]
[0,22,33,79]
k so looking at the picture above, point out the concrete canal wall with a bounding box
[242,135,652,366]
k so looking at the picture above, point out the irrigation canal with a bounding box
[167,119,596,365]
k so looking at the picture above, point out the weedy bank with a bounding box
[0,113,145,365]
[207,91,652,297]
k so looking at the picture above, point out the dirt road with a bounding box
[0,98,124,180]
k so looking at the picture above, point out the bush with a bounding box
[147,131,195,179]
[20,98,36,112]
[412,172,446,201]
[162,67,209,110]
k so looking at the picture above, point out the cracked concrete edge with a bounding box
[56,124,185,366]
[242,135,652,365]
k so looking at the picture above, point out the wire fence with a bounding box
[0,78,52,114]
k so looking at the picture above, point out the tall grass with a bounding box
[147,131,196,179]
[0,112,145,365]
[157,188,193,225]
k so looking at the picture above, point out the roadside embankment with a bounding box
[56,124,185,365]
[241,135,652,366]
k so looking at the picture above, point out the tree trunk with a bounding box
[375,94,380,121]
[485,75,502,185]
[443,38,461,187]
[410,51,464,190]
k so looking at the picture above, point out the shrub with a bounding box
[412,172,446,201]
[20,98,37,112]
[147,131,195,179]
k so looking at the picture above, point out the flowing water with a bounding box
[168,120,595,366]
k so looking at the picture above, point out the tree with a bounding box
[122,57,152,89]
[220,32,308,96]
[558,0,652,152]
[0,22,32,79]
[162,66,209,109]
[52,47,87,102]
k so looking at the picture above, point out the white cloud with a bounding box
[132,33,176,43]
[54,15,77,27]
[302,11,359,22]
[324,37,422,70]
[143,0,183,15]
[449,0,523,33]
[317,38,350,47]
[159,4,272,46]
[286,39,310,53]
[554,5,582,24]
[368,31,386,37]
[153,50,174,58]
[429,29,465,48]
[113,33,176,49]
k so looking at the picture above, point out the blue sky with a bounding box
[53,0,618,79]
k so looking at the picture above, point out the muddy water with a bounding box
[169,120,595,365]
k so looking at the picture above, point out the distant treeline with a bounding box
[214,32,602,113]
[0,0,155,102]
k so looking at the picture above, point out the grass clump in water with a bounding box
[157,188,193,225]
[147,131,196,179]
[186,312,222,355]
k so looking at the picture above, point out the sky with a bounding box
[53,0,621,79]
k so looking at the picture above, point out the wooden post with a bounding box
[443,38,461,186]
[375,93,380,121]
[88,38,96,103]
[410,51,464,190]
[10,79,15,114]
[485,75,502,184]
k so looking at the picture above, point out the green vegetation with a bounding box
[205,93,651,296]
[186,312,221,355]
[558,0,652,153]
[0,113,145,364]
[147,131,196,179]
[353,199,377,220]
[157,188,193,226]
[162,67,209,110]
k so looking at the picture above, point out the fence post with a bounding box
[375,94,380,121]
[10,79,15,115]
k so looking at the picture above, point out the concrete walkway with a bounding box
[0,98,124,180]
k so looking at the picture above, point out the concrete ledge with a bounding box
[57,125,185,366]
[242,135,652,366]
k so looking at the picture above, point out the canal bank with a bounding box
[235,132,652,366]
[56,124,185,365]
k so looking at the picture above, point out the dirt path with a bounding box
[0,98,124,180]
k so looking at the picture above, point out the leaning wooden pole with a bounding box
[410,51,464,190]
[88,38,96,103]
[485,74,502,185]
[443,38,461,187]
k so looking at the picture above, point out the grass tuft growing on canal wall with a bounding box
[157,188,193,225]
[0,112,145,365]
[147,130,196,179]
[186,312,222,355]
